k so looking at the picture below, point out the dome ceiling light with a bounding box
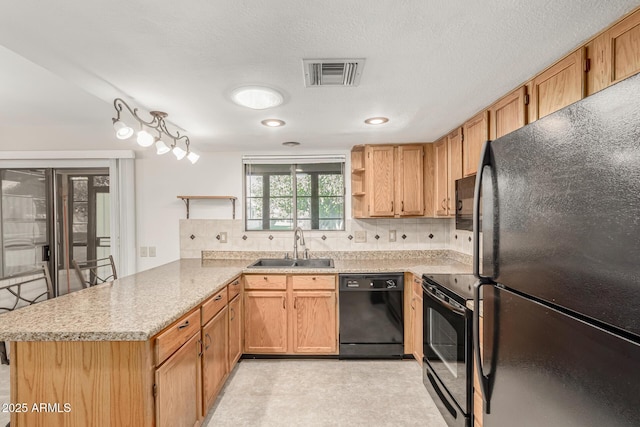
[231,86,284,110]
[364,117,389,125]
[261,119,286,127]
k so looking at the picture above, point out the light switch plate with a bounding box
[140,246,148,257]
[354,230,366,243]
[389,230,397,242]
[148,246,156,257]
[219,232,228,243]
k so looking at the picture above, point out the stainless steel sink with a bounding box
[247,258,334,268]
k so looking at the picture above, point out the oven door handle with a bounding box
[422,284,466,316]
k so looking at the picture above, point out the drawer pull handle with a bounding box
[178,320,190,330]
[232,280,239,286]
[205,333,212,350]
[312,277,316,280]
[263,276,268,280]
[214,295,223,301]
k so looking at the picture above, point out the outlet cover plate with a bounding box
[219,232,228,243]
[389,230,397,242]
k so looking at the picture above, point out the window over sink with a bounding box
[243,155,345,231]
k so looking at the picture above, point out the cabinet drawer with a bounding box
[291,275,336,290]
[227,277,241,301]
[155,310,200,366]
[202,287,228,325]
[244,275,287,290]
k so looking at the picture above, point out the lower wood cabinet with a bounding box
[202,306,228,413]
[244,274,338,355]
[411,276,423,364]
[228,294,242,368]
[292,291,337,353]
[155,332,202,427]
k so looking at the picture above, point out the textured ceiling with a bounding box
[1,0,639,154]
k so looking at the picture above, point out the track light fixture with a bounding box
[112,98,199,163]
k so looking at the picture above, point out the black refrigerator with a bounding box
[472,72,640,427]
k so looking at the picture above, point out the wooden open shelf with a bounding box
[177,196,237,219]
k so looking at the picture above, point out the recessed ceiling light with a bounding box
[261,119,286,127]
[364,117,389,125]
[282,141,300,147]
[231,86,284,110]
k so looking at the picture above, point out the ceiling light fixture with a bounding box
[364,117,389,125]
[282,141,301,147]
[261,119,286,127]
[231,86,284,110]
[112,98,199,164]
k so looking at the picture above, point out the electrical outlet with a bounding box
[148,246,156,257]
[389,230,397,242]
[140,246,148,257]
[219,232,228,243]
[354,230,367,243]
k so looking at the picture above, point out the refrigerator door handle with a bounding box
[473,139,493,280]
[474,279,494,414]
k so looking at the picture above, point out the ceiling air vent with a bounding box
[303,59,365,87]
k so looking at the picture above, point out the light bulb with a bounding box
[172,146,186,160]
[187,151,200,164]
[155,140,170,155]
[137,130,154,147]
[113,120,134,140]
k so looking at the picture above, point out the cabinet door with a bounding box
[155,332,201,427]
[433,137,449,217]
[489,87,527,140]
[411,277,423,364]
[292,291,337,354]
[395,145,424,216]
[463,111,489,177]
[528,48,585,122]
[447,128,463,215]
[228,295,242,370]
[244,291,288,353]
[202,306,228,412]
[366,145,395,216]
[588,10,640,95]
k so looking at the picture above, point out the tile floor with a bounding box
[0,359,448,427]
[204,359,447,427]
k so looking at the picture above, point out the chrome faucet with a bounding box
[293,227,306,260]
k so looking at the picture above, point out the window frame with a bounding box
[243,162,345,232]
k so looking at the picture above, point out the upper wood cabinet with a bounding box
[366,145,396,216]
[352,144,425,218]
[463,111,489,177]
[489,86,528,140]
[433,128,462,217]
[395,145,425,216]
[587,9,640,95]
[528,48,586,122]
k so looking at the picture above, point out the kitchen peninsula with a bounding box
[0,251,470,426]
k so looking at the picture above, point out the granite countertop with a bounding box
[0,252,472,342]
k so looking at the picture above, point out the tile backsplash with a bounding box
[180,218,476,258]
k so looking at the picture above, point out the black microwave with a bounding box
[455,175,478,231]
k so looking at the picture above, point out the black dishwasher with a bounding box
[339,273,404,358]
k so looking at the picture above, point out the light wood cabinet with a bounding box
[366,145,396,216]
[243,274,338,355]
[433,128,462,217]
[243,290,288,353]
[155,332,202,427]
[411,276,423,364]
[489,86,527,140]
[395,145,425,216]
[228,294,242,369]
[528,48,586,123]
[463,111,489,177]
[202,306,228,414]
[352,144,425,218]
[292,291,337,353]
[587,9,640,95]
